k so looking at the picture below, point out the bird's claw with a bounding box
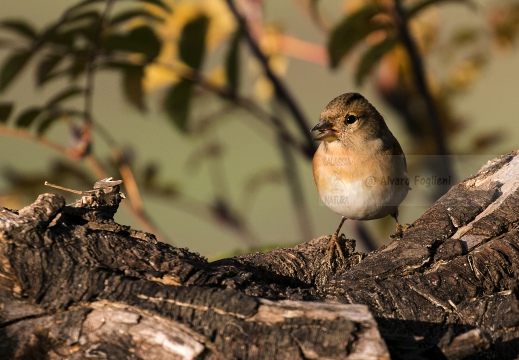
[326,233,346,261]
[390,223,409,239]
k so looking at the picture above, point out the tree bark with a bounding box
[1,150,519,359]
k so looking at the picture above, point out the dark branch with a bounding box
[224,0,317,158]
[392,0,455,182]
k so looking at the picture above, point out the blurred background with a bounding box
[0,0,518,258]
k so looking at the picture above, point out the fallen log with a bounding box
[1,150,518,359]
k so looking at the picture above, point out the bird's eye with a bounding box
[345,115,357,125]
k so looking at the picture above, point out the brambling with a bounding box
[312,93,409,257]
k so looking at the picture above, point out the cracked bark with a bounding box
[1,150,519,359]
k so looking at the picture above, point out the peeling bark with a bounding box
[1,150,519,359]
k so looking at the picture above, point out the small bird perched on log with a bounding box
[312,93,409,257]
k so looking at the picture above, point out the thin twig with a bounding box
[108,52,310,157]
[193,70,313,243]
[224,0,316,158]
[80,1,161,235]
[224,0,315,242]
[44,181,84,195]
[0,125,69,154]
[0,121,170,242]
[92,121,145,212]
[275,113,313,240]
[294,0,330,32]
[392,0,454,181]
[84,0,116,125]
[93,113,257,247]
[152,60,310,157]
[71,0,168,242]
[79,0,117,156]
[200,76,310,156]
[151,191,259,249]
[84,154,170,243]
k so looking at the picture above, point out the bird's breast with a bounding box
[312,141,408,220]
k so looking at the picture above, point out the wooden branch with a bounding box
[1,150,519,359]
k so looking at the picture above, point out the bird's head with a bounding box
[311,93,389,144]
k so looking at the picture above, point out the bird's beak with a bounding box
[311,119,338,141]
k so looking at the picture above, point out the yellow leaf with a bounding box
[207,66,226,88]
[268,55,288,76]
[144,62,180,92]
[254,77,274,102]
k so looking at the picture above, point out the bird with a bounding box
[311,92,409,258]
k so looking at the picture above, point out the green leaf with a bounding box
[37,9,100,51]
[63,0,172,16]
[16,107,41,128]
[36,111,62,135]
[136,0,171,12]
[55,11,101,44]
[355,36,397,85]
[225,27,241,97]
[65,9,101,24]
[63,0,103,19]
[327,5,387,69]
[0,51,31,92]
[0,102,14,123]
[46,87,84,107]
[110,9,164,26]
[179,15,209,70]
[44,29,76,48]
[41,51,88,83]
[104,26,161,61]
[39,22,77,48]
[122,65,145,111]
[164,79,193,132]
[0,19,38,40]
[37,54,64,86]
[126,26,161,61]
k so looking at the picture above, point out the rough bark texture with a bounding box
[1,150,519,359]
